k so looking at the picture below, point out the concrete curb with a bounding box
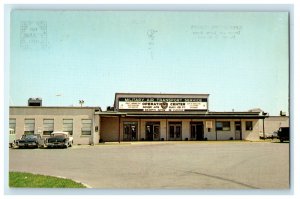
[55,175,92,188]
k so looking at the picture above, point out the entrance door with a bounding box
[169,122,182,141]
[146,122,160,141]
[123,122,138,141]
[191,122,204,140]
[235,121,242,140]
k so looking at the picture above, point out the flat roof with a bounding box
[10,106,102,111]
[98,111,267,119]
[115,92,210,96]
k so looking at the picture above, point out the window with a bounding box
[235,121,241,131]
[63,119,73,135]
[9,119,16,132]
[43,119,54,135]
[81,119,92,135]
[24,119,35,134]
[216,121,231,131]
[246,121,253,131]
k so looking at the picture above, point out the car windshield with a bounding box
[22,135,37,139]
[51,134,67,138]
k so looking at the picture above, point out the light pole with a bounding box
[262,112,268,139]
[79,100,84,107]
[55,94,62,106]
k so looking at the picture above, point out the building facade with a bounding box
[9,93,279,144]
[99,93,266,142]
[9,106,101,145]
[262,116,289,137]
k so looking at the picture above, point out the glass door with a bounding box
[123,122,138,141]
[191,122,204,140]
[235,121,242,140]
[169,122,182,141]
[146,122,160,141]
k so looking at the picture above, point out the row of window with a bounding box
[216,121,253,131]
[123,121,254,141]
[9,118,93,136]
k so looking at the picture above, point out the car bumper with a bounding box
[46,143,67,147]
[17,142,37,147]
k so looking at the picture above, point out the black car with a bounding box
[277,127,289,143]
[45,132,73,148]
[16,134,44,148]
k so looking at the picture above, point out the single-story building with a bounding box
[99,93,266,142]
[9,93,286,144]
[262,116,289,138]
[9,104,101,145]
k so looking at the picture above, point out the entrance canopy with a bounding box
[97,111,267,119]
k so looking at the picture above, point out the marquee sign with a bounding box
[118,97,208,111]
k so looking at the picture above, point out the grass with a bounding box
[9,172,87,188]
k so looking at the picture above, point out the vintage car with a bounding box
[16,134,44,148]
[277,127,289,143]
[45,131,73,148]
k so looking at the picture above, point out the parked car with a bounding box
[9,128,16,148]
[45,131,73,148]
[277,127,289,143]
[16,134,44,148]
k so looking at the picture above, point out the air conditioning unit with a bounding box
[28,98,42,106]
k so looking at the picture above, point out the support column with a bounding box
[118,116,121,143]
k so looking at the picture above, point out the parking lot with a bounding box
[9,141,289,189]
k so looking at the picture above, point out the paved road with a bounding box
[9,141,290,189]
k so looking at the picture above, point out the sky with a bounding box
[9,11,289,116]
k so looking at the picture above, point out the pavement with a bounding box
[9,141,290,189]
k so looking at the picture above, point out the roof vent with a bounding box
[28,98,42,106]
[280,111,286,116]
[107,106,114,111]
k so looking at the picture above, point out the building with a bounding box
[262,116,289,138]
[99,93,266,142]
[9,106,101,145]
[9,93,276,144]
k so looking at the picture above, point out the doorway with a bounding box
[235,121,242,140]
[145,122,160,141]
[123,122,138,141]
[191,122,204,140]
[169,122,182,141]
